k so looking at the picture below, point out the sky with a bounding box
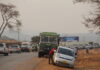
[0,0,94,36]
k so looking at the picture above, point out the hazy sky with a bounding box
[0,0,93,36]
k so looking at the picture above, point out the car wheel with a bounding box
[53,62,56,65]
[70,65,74,69]
[17,51,21,54]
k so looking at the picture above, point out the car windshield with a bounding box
[58,48,75,57]
[0,43,3,47]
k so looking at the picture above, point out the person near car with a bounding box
[86,45,91,54]
[49,48,56,64]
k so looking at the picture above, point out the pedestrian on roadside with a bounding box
[86,48,89,54]
[86,44,91,54]
[49,48,56,64]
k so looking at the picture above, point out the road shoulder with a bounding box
[35,58,72,70]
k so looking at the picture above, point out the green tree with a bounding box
[0,3,21,37]
[31,36,40,44]
[74,0,100,33]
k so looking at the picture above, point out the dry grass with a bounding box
[74,49,100,70]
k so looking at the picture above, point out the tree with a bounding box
[31,36,40,44]
[0,3,21,37]
[74,0,100,33]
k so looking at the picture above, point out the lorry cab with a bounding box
[38,32,59,57]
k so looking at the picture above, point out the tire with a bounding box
[17,51,21,54]
[10,51,13,53]
[4,53,9,56]
[27,49,30,52]
[38,53,41,57]
[38,52,44,57]
[53,62,56,65]
[70,65,74,69]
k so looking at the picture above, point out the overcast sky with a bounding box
[0,0,94,36]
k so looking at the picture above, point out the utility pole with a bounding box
[17,25,20,45]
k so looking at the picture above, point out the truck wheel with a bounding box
[41,52,44,57]
[38,53,41,57]
[4,53,9,56]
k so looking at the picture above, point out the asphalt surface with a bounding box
[0,52,40,70]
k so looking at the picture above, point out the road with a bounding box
[0,49,100,70]
[0,52,40,70]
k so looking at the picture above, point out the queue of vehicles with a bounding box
[0,42,34,56]
[1,32,100,69]
[67,43,100,50]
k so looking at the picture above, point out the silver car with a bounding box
[53,46,75,68]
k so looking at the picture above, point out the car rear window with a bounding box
[58,48,75,57]
[12,46,18,48]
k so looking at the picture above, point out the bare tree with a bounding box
[0,3,21,37]
[74,0,100,33]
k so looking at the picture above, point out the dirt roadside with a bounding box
[35,49,100,70]
[75,49,100,70]
[35,58,72,70]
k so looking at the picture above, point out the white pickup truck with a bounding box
[0,43,9,56]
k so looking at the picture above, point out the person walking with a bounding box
[49,48,56,64]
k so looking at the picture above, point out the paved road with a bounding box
[0,52,40,70]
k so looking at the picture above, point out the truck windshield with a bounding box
[58,48,74,57]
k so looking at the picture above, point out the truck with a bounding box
[38,32,59,57]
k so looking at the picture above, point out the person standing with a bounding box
[49,48,56,64]
[86,44,90,54]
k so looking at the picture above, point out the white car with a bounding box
[0,43,9,56]
[9,45,21,53]
[53,46,75,68]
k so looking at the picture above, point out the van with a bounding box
[0,43,9,56]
